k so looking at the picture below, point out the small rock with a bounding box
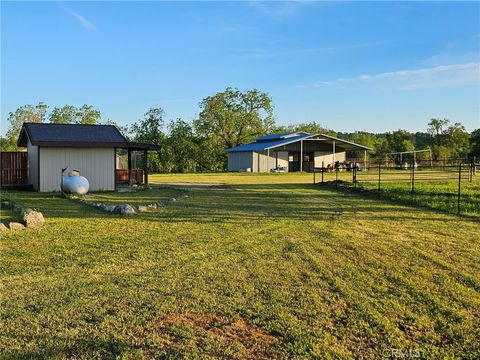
[137,205,149,212]
[12,203,23,212]
[156,202,165,207]
[105,205,116,213]
[147,203,157,209]
[0,223,9,232]
[119,204,136,215]
[166,197,176,203]
[78,199,86,204]
[98,204,108,211]
[9,222,25,231]
[23,210,45,229]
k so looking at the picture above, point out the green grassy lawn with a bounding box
[358,178,480,217]
[1,173,479,358]
[0,207,18,226]
[83,186,186,207]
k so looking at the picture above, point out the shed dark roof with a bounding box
[17,123,158,150]
[17,123,127,147]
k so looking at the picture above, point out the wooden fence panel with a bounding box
[0,151,28,186]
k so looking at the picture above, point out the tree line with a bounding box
[1,87,479,172]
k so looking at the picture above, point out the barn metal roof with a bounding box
[226,133,312,152]
[17,123,158,150]
[253,131,309,142]
[226,132,371,152]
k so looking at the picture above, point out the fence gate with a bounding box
[0,151,28,187]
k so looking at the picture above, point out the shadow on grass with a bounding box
[2,182,474,224]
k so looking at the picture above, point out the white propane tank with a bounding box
[62,169,89,195]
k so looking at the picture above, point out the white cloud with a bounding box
[306,62,480,89]
[59,3,96,31]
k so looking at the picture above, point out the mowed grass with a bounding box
[359,178,480,217]
[83,186,186,206]
[1,173,479,358]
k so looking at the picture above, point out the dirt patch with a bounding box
[155,313,278,358]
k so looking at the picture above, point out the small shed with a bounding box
[16,123,157,192]
[226,132,371,172]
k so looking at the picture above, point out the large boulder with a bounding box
[9,222,25,231]
[137,205,149,213]
[23,210,45,229]
[119,204,136,215]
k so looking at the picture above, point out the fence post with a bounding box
[377,161,381,195]
[470,160,474,182]
[313,168,316,184]
[335,168,338,188]
[352,164,356,181]
[321,161,324,184]
[457,162,462,215]
[411,161,415,195]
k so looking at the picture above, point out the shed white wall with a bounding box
[27,141,39,190]
[314,151,346,167]
[227,152,254,172]
[39,147,115,192]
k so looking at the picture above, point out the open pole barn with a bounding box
[226,132,371,172]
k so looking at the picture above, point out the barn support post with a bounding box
[332,141,336,165]
[127,148,132,185]
[322,161,324,184]
[364,150,367,171]
[300,140,303,172]
[143,149,148,185]
[267,148,270,172]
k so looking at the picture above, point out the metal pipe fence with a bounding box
[313,158,479,215]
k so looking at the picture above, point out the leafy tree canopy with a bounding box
[194,87,275,149]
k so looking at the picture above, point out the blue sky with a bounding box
[2,1,479,133]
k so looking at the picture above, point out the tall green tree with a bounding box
[443,122,470,158]
[386,130,415,152]
[195,88,274,149]
[289,121,336,136]
[469,129,480,157]
[49,105,77,124]
[162,119,200,173]
[76,104,101,124]
[194,88,274,170]
[427,118,450,138]
[130,108,165,172]
[2,102,47,150]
